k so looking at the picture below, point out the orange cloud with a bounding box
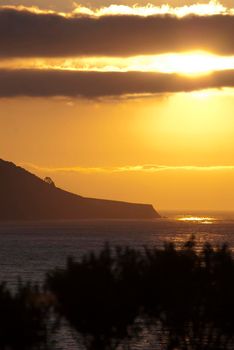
[23,163,234,174]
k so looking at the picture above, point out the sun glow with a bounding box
[2,52,234,76]
[156,52,233,75]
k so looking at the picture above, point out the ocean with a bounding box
[0,211,234,286]
[1,211,234,349]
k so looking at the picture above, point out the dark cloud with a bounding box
[0,8,234,57]
[0,1,75,12]
[0,69,233,98]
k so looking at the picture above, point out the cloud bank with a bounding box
[0,7,234,57]
[0,69,234,98]
[24,163,234,174]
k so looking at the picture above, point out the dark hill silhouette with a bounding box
[0,159,160,220]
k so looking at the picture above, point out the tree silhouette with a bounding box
[1,239,234,350]
[46,239,234,350]
[0,282,53,350]
[46,245,143,350]
[44,177,55,187]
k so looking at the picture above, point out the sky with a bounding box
[0,0,234,211]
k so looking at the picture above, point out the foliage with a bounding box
[1,239,234,349]
[0,282,53,350]
[44,177,55,187]
[46,238,234,350]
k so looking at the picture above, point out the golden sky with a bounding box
[0,1,234,211]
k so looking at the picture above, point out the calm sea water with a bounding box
[1,211,234,349]
[0,210,233,285]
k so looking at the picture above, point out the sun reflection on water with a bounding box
[177,216,215,224]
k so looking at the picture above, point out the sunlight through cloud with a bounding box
[2,1,234,18]
[73,1,233,17]
[2,52,234,76]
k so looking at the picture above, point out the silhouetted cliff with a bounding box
[0,159,160,220]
